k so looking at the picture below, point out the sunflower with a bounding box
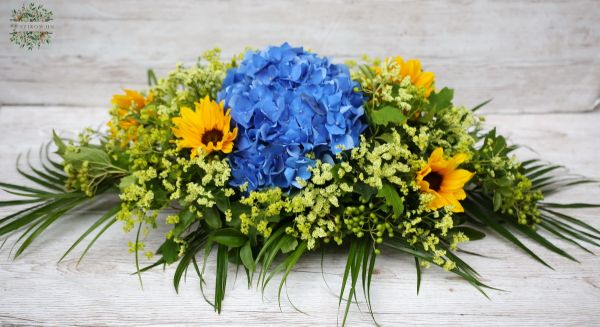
[394,57,435,98]
[416,148,474,212]
[171,95,238,158]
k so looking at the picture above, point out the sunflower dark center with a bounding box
[424,172,443,191]
[201,129,223,145]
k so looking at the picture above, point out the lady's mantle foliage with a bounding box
[218,43,366,191]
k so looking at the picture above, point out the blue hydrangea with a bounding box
[218,43,366,191]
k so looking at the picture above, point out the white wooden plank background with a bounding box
[1,0,600,326]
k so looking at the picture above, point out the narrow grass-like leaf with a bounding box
[383,239,494,297]
[276,241,307,310]
[260,234,295,291]
[362,242,377,324]
[541,202,600,209]
[191,256,216,308]
[542,214,600,242]
[1,187,83,199]
[541,208,600,235]
[16,156,63,192]
[173,251,192,293]
[0,198,45,207]
[147,69,158,86]
[464,196,551,268]
[520,159,541,169]
[338,240,356,315]
[340,240,362,327]
[77,217,117,265]
[0,202,46,226]
[541,216,600,246]
[0,198,77,237]
[10,218,44,257]
[173,230,209,293]
[14,196,87,258]
[505,217,578,262]
[137,258,166,274]
[135,222,144,289]
[215,244,229,313]
[539,221,593,254]
[0,182,50,195]
[415,257,422,295]
[471,98,492,112]
[526,165,563,180]
[26,150,65,187]
[40,142,67,181]
[59,205,120,263]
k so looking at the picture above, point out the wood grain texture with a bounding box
[1,0,599,113]
[0,106,599,326]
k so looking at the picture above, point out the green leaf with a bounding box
[375,133,395,144]
[149,185,168,210]
[118,175,137,191]
[210,228,246,248]
[227,202,249,228]
[52,130,67,155]
[493,192,502,211]
[353,182,377,201]
[279,235,298,254]
[157,238,181,264]
[63,146,112,167]
[376,183,404,217]
[428,87,454,110]
[204,206,222,229]
[172,209,196,237]
[370,106,407,126]
[214,192,230,213]
[240,241,255,272]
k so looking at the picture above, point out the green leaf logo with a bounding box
[9,3,54,50]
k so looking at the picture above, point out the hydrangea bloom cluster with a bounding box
[218,43,366,191]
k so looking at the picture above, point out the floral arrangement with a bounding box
[2,43,598,325]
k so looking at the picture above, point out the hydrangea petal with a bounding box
[218,43,366,191]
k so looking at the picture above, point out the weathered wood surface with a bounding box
[1,0,599,113]
[0,106,599,326]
